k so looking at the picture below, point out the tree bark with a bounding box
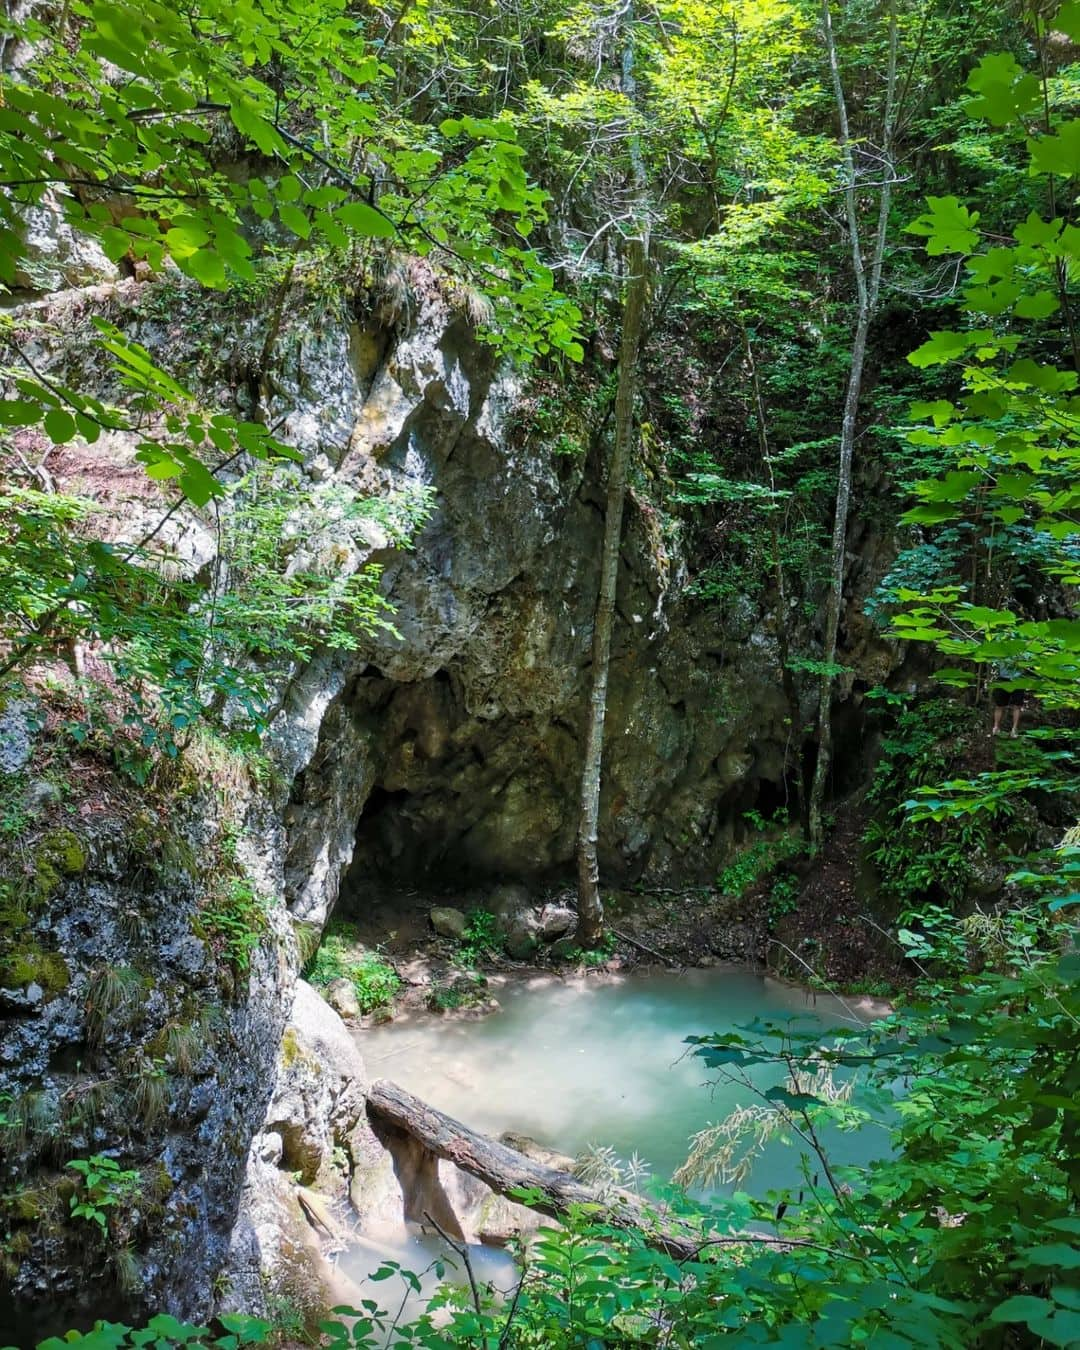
[807,0,898,848]
[575,236,648,946]
[366,1077,701,1259]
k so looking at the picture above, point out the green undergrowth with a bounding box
[558,930,617,966]
[454,908,503,966]
[193,877,268,976]
[863,694,992,912]
[716,809,805,927]
[304,921,401,1013]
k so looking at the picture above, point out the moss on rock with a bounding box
[0,948,71,996]
[39,829,87,877]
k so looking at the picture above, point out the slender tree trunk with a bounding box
[807,0,897,848]
[574,4,650,947]
[575,237,648,946]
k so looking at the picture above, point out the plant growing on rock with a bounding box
[66,1155,140,1234]
[194,878,268,979]
[716,810,804,899]
[83,966,146,1050]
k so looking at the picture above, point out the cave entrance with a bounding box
[344,781,486,898]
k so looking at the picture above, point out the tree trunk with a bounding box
[366,1077,702,1259]
[575,237,648,946]
[807,0,897,848]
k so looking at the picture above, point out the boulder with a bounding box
[488,883,532,923]
[487,889,573,956]
[488,884,538,957]
[16,197,120,292]
[430,906,467,940]
[324,977,360,1019]
[503,913,541,960]
[221,982,388,1320]
[260,980,376,1188]
[536,904,575,942]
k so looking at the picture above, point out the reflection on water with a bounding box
[359,966,888,1195]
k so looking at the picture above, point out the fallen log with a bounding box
[366,1077,702,1259]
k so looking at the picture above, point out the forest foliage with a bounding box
[0,0,1079,1344]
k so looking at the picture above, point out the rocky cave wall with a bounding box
[271,276,898,926]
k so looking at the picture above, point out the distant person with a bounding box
[991,661,1024,738]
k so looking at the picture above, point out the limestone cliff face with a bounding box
[0,735,297,1339]
[265,269,853,923]
[0,255,896,1335]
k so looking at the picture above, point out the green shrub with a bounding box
[558,932,616,967]
[305,925,401,1013]
[425,971,487,1013]
[766,875,800,927]
[862,695,1004,913]
[29,1312,270,1348]
[717,810,804,898]
[456,909,502,967]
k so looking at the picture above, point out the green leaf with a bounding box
[313,212,349,250]
[990,1295,1055,1324]
[901,503,960,525]
[910,399,956,426]
[1028,120,1080,178]
[228,100,284,157]
[965,53,1041,125]
[917,470,983,503]
[908,330,975,368]
[0,399,42,426]
[184,248,227,288]
[43,410,77,444]
[1015,212,1063,247]
[143,458,183,480]
[99,226,132,263]
[334,200,397,238]
[1015,290,1060,318]
[1022,1244,1080,1270]
[165,221,210,259]
[178,460,223,507]
[1026,1311,1080,1347]
[906,197,981,256]
[277,202,311,239]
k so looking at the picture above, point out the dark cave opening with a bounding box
[348,784,432,882]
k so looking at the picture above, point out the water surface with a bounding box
[360,966,887,1193]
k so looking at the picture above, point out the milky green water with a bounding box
[360,966,890,1196]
